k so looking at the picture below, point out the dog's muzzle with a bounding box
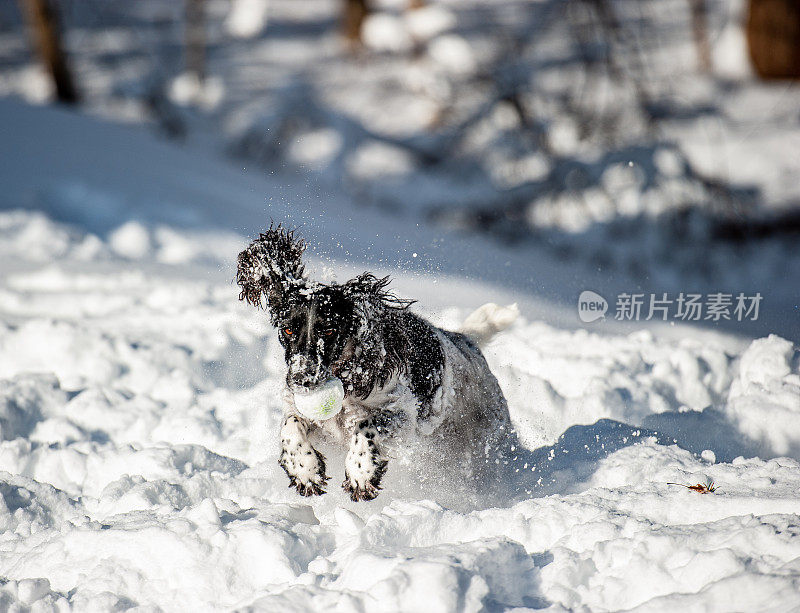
[287,354,330,391]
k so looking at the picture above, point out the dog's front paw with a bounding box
[342,453,388,502]
[343,421,388,501]
[280,447,329,497]
[290,474,328,497]
[342,469,384,501]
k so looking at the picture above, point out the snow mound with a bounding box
[0,204,799,609]
[0,205,797,609]
[727,335,800,457]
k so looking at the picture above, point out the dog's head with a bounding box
[237,226,412,395]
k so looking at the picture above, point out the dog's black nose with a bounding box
[289,371,317,389]
[289,372,307,386]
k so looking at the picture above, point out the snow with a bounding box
[168,73,225,111]
[108,221,151,260]
[404,5,456,42]
[225,0,270,39]
[727,335,800,458]
[427,35,477,76]
[362,13,414,53]
[1,0,799,609]
[0,100,797,611]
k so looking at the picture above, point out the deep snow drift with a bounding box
[0,100,799,611]
[2,209,800,612]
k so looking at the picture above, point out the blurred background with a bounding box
[1,0,798,338]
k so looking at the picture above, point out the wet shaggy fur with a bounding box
[237,225,517,501]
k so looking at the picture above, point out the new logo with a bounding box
[578,290,608,323]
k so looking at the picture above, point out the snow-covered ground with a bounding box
[2,0,800,609]
[0,97,799,611]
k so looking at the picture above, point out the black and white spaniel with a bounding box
[237,225,519,501]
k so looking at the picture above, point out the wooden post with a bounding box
[689,0,712,73]
[747,0,800,79]
[19,0,79,104]
[186,0,205,80]
[343,0,370,44]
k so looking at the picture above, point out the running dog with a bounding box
[236,225,518,501]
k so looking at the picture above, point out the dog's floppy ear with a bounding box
[342,273,415,312]
[236,224,308,317]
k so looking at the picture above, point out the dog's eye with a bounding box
[317,325,335,337]
[283,328,294,336]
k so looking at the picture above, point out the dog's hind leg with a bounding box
[279,413,329,496]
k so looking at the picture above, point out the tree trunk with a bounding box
[689,0,712,73]
[747,0,800,79]
[342,0,370,44]
[19,0,78,104]
[186,0,205,80]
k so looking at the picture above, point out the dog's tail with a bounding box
[459,303,519,347]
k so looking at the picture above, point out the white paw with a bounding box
[343,425,387,501]
[280,415,328,496]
